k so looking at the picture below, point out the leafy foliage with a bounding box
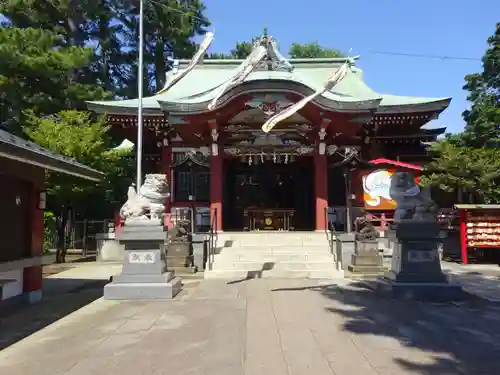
[288,42,344,58]
[209,40,255,59]
[0,27,110,127]
[43,211,57,253]
[1,0,211,98]
[420,141,500,203]
[112,0,210,96]
[422,23,500,203]
[209,40,344,60]
[460,22,500,147]
[23,110,132,207]
[24,110,133,261]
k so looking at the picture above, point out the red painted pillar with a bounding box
[314,152,328,231]
[162,144,173,228]
[210,145,223,232]
[23,184,44,303]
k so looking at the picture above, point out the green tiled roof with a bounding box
[87,58,450,115]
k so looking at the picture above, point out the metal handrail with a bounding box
[324,207,335,256]
[325,207,343,269]
[207,208,218,271]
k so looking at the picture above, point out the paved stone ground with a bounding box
[1,277,500,375]
[442,261,500,302]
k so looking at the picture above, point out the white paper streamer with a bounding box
[261,62,349,133]
[207,45,267,110]
[156,31,215,94]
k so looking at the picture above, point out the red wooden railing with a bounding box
[365,211,394,231]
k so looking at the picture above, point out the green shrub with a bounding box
[43,211,57,253]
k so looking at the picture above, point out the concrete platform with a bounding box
[2,277,500,375]
[103,276,182,300]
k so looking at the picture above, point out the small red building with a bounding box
[87,30,449,233]
[0,129,101,307]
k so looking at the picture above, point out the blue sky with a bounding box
[203,0,498,133]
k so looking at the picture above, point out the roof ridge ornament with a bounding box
[208,41,268,110]
[258,35,294,72]
[207,30,294,110]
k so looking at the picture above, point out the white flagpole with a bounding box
[136,0,145,189]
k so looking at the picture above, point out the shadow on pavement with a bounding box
[0,277,108,351]
[272,278,500,375]
[226,262,276,285]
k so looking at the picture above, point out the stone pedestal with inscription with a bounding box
[373,221,465,301]
[348,240,385,278]
[104,223,182,300]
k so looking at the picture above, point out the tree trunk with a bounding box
[56,207,70,263]
[155,38,166,90]
[457,187,463,203]
[66,0,83,108]
[98,12,111,92]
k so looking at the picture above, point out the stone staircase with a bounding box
[204,232,344,279]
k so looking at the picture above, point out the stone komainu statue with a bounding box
[120,174,170,223]
[166,219,190,243]
[389,171,437,223]
[354,216,378,241]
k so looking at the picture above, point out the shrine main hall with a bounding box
[87,31,449,232]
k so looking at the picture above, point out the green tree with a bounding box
[288,42,344,58]
[0,0,86,44]
[0,27,109,129]
[24,110,133,263]
[117,0,210,96]
[460,22,500,147]
[210,40,344,60]
[1,0,211,98]
[421,23,500,204]
[209,40,255,59]
[420,140,500,203]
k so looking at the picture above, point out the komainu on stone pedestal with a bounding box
[348,216,384,278]
[119,174,170,224]
[389,171,437,223]
[369,172,466,301]
[165,219,196,273]
[353,216,378,241]
[104,174,181,300]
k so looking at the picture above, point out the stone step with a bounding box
[346,273,385,280]
[204,269,344,280]
[211,260,336,271]
[217,245,331,253]
[215,234,330,248]
[218,242,331,249]
[218,232,330,238]
[215,252,335,262]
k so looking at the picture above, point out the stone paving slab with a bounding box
[2,278,500,375]
[443,261,500,302]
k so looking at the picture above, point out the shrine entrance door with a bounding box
[223,157,314,231]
